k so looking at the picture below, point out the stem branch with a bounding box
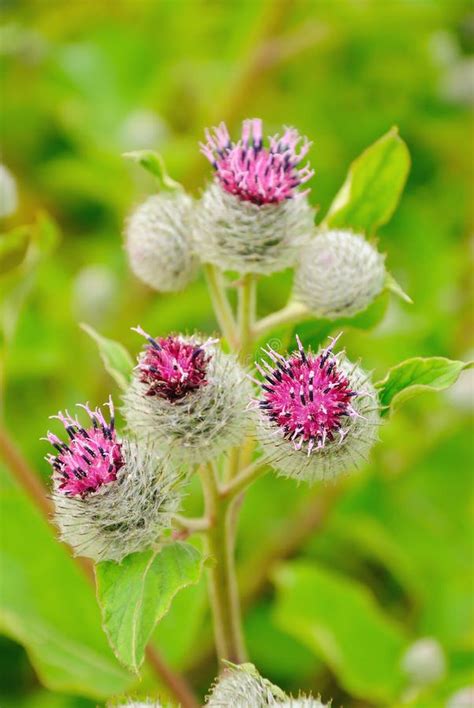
[238,273,257,362]
[253,300,310,339]
[221,459,266,499]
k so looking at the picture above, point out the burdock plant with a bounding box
[43,120,471,707]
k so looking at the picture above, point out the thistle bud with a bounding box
[194,119,315,274]
[206,663,329,708]
[122,328,252,464]
[254,335,379,483]
[45,398,180,563]
[447,687,474,708]
[294,230,385,319]
[125,192,198,292]
[401,637,446,687]
[0,164,18,218]
[206,663,285,707]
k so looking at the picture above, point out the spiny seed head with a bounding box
[200,119,314,205]
[254,335,380,483]
[45,399,181,562]
[123,329,252,464]
[125,192,198,292]
[206,663,330,708]
[206,663,286,707]
[195,118,315,275]
[295,230,386,319]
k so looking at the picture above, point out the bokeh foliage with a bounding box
[0,0,473,706]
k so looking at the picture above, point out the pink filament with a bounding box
[45,397,123,497]
[134,326,210,402]
[201,118,314,205]
[258,336,359,453]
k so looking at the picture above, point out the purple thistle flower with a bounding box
[123,330,252,464]
[45,397,123,497]
[200,118,314,205]
[133,326,213,402]
[255,335,380,482]
[257,335,358,454]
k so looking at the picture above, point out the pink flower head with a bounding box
[45,397,123,497]
[256,335,363,455]
[133,326,212,402]
[200,118,314,205]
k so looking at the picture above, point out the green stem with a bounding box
[224,445,241,483]
[204,264,239,349]
[252,300,310,339]
[221,459,267,499]
[238,273,257,363]
[173,514,210,534]
[200,463,247,663]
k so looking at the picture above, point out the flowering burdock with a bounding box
[295,229,386,319]
[36,120,460,708]
[123,327,251,464]
[125,192,198,292]
[194,118,315,274]
[45,398,180,562]
[254,335,379,482]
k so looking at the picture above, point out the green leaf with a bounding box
[376,357,473,415]
[0,227,30,275]
[324,127,410,233]
[153,575,208,669]
[385,271,413,304]
[0,465,134,699]
[96,542,204,672]
[81,323,134,390]
[123,149,182,191]
[273,561,408,702]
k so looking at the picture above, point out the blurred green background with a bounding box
[0,0,473,706]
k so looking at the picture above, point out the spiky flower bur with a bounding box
[194,118,315,275]
[295,230,386,319]
[401,637,446,687]
[254,335,379,483]
[206,663,329,708]
[206,662,286,707]
[125,192,198,292]
[122,328,252,464]
[45,399,181,562]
